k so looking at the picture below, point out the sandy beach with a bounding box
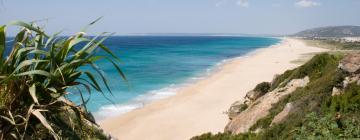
[100,38,327,140]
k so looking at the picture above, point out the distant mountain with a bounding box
[118,33,266,37]
[293,26,360,38]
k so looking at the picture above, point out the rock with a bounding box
[339,53,360,74]
[332,87,342,96]
[245,90,259,101]
[244,98,251,106]
[351,75,360,81]
[271,103,294,125]
[228,101,243,118]
[343,76,360,88]
[271,74,280,85]
[245,82,271,101]
[228,81,272,120]
[225,76,310,134]
[290,76,309,87]
[228,101,248,120]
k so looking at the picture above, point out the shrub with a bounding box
[294,112,360,139]
[253,82,270,96]
[327,83,360,113]
[271,53,342,90]
[191,132,257,140]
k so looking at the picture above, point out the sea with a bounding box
[66,36,280,120]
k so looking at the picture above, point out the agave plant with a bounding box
[0,20,125,139]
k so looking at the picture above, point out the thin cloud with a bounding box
[236,0,249,7]
[295,0,320,8]
[215,0,228,7]
[215,0,249,7]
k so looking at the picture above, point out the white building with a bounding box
[342,37,360,42]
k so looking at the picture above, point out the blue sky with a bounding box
[0,0,359,36]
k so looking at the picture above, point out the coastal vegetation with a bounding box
[303,39,360,50]
[0,21,124,139]
[192,52,360,139]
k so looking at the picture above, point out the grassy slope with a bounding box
[192,53,360,139]
[303,39,360,50]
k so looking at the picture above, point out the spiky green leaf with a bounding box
[16,70,51,77]
[14,59,48,72]
[0,25,6,60]
[9,21,48,37]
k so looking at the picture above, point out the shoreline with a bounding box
[100,38,327,140]
[94,38,282,121]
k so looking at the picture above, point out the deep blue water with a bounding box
[64,36,279,119]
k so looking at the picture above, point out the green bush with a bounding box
[238,104,248,112]
[253,82,271,97]
[191,132,257,140]
[271,53,341,91]
[327,83,360,113]
[294,112,360,139]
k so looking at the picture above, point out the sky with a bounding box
[0,0,360,36]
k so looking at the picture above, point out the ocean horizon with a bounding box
[65,36,280,120]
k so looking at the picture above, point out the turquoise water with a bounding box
[67,36,280,120]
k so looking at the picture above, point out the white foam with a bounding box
[94,59,231,121]
[94,103,144,120]
[94,39,282,121]
[94,85,179,121]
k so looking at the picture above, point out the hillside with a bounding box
[192,52,360,139]
[294,26,360,38]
